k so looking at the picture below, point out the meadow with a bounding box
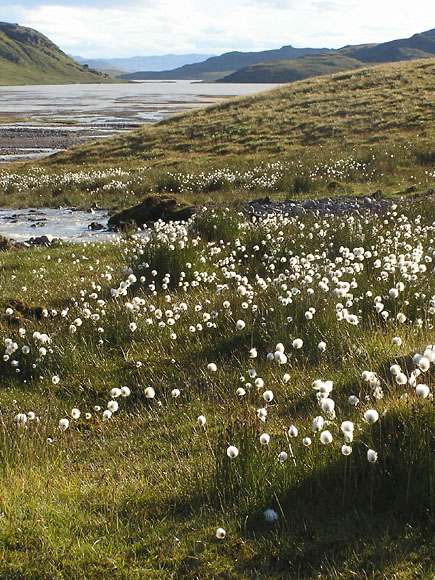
[0,56,434,579]
[0,197,434,579]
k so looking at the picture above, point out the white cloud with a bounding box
[5,0,435,57]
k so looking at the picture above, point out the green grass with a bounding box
[0,197,434,578]
[48,59,435,166]
[217,54,364,83]
[0,22,114,86]
[1,58,425,212]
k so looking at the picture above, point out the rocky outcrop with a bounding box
[108,195,195,231]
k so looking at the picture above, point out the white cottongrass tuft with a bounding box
[171,389,181,398]
[264,508,279,521]
[302,437,312,447]
[226,445,239,458]
[292,338,303,349]
[103,409,112,420]
[259,433,270,445]
[145,387,155,399]
[320,430,333,444]
[278,451,288,462]
[263,390,274,403]
[207,363,217,372]
[216,528,226,539]
[312,416,324,432]
[288,425,298,438]
[71,408,81,419]
[236,320,246,330]
[367,449,378,463]
[341,444,352,456]
[363,409,379,424]
[416,384,429,398]
[59,418,69,431]
[197,415,206,427]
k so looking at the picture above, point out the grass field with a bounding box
[0,197,434,579]
[0,56,434,579]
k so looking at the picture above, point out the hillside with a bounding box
[118,45,330,80]
[218,54,363,83]
[51,59,435,167]
[340,28,435,63]
[0,22,112,86]
[218,28,435,83]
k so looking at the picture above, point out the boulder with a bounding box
[108,195,195,231]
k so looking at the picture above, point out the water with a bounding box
[0,80,280,162]
[0,207,115,242]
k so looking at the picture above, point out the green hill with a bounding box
[217,29,435,83]
[0,22,113,85]
[118,45,330,81]
[218,54,363,83]
[51,58,435,166]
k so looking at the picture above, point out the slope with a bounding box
[0,22,112,86]
[50,58,435,167]
[218,54,363,83]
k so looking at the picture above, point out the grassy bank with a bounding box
[0,197,434,578]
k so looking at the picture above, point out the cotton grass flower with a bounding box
[288,425,298,437]
[207,363,217,372]
[120,386,131,397]
[171,389,181,398]
[226,446,239,458]
[102,410,112,420]
[110,387,122,398]
[312,416,324,432]
[292,338,303,349]
[263,390,274,403]
[236,387,246,396]
[15,413,27,427]
[320,430,333,444]
[216,528,226,539]
[367,449,378,463]
[259,433,270,445]
[264,508,279,521]
[145,387,155,399]
[197,415,206,427]
[71,408,81,419]
[278,451,288,462]
[59,418,69,431]
[418,357,430,372]
[107,400,119,413]
[236,320,246,330]
[341,444,352,456]
[416,384,430,398]
[302,437,312,447]
[363,409,379,424]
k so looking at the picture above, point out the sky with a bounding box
[2,0,435,58]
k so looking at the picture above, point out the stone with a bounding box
[108,195,195,231]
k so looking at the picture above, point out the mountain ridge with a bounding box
[120,28,435,83]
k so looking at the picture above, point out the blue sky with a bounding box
[2,0,434,58]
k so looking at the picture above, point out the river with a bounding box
[0,80,280,163]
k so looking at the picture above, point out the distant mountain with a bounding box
[118,45,331,81]
[0,22,112,86]
[217,28,435,83]
[218,54,363,83]
[340,28,435,63]
[73,53,215,73]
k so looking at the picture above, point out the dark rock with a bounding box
[88,221,104,231]
[327,181,339,190]
[0,236,14,251]
[108,195,195,231]
[406,186,417,194]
